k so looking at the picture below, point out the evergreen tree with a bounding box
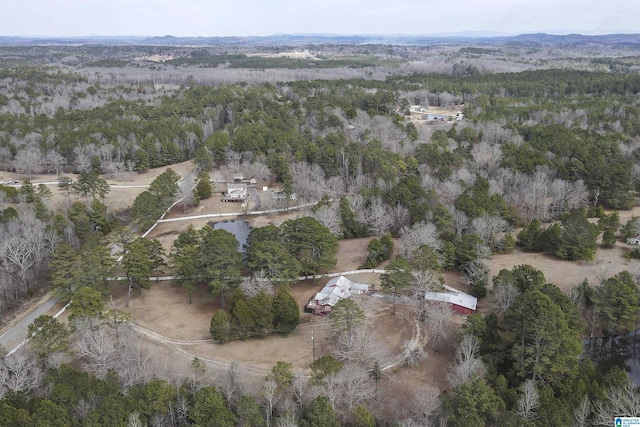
[68,286,105,321]
[302,396,340,427]
[27,315,71,358]
[555,209,599,260]
[272,288,300,333]
[381,256,413,315]
[236,395,266,427]
[444,376,505,427]
[49,242,78,298]
[595,270,640,335]
[189,387,237,427]
[195,171,213,200]
[281,217,338,277]
[210,310,231,343]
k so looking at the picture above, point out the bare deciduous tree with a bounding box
[0,351,43,398]
[434,179,463,208]
[73,319,122,378]
[113,330,153,390]
[573,395,591,427]
[492,281,520,318]
[461,260,489,289]
[262,377,280,427]
[447,335,485,387]
[470,141,503,177]
[516,380,539,421]
[452,210,469,239]
[338,363,376,417]
[400,222,441,257]
[245,159,271,182]
[471,214,508,249]
[592,384,640,426]
[44,150,65,175]
[402,341,427,368]
[217,360,244,408]
[291,161,326,202]
[363,197,393,236]
[14,147,43,178]
[73,146,93,173]
[292,370,307,417]
[334,327,387,369]
[312,204,342,237]
[411,270,445,321]
[411,385,441,426]
[424,302,451,352]
[389,203,411,236]
[325,176,346,198]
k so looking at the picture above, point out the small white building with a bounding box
[456,111,465,121]
[306,276,370,315]
[223,183,247,202]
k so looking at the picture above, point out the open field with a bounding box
[0,160,198,213]
[488,207,640,295]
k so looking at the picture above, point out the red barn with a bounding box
[425,286,477,315]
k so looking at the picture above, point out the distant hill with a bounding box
[0,33,639,47]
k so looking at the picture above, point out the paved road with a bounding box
[0,295,60,351]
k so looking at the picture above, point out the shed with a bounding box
[306,276,370,315]
[425,286,477,315]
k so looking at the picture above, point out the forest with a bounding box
[1,39,640,426]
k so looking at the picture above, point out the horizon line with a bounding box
[2,31,640,39]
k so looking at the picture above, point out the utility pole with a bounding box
[312,330,316,364]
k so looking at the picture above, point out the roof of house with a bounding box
[227,183,247,195]
[425,286,477,311]
[313,276,369,307]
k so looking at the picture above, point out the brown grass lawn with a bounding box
[1,160,198,213]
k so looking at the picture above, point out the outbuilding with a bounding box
[425,285,477,315]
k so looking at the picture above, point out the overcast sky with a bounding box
[3,0,639,37]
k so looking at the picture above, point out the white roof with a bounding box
[425,287,477,311]
[314,276,369,307]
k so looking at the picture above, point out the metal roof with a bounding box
[424,287,477,311]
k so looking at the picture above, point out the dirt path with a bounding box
[127,296,421,379]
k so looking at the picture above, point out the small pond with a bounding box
[209,219,251,252]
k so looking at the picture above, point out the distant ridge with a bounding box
[0,33,639,47]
